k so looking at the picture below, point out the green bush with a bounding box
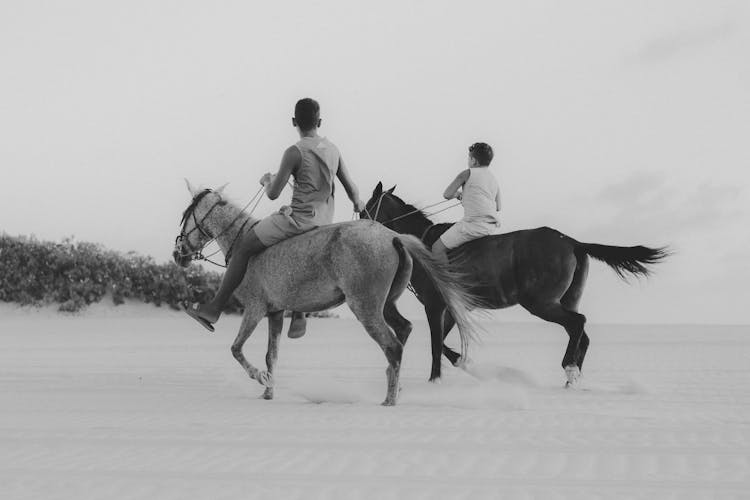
[0,234,243,313]
[0,233,339,317]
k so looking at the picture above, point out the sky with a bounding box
[1,1,748,324]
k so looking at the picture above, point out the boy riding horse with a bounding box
[184,98,366,336]
[432,142,501,263]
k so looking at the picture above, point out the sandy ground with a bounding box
[1,303,749,500]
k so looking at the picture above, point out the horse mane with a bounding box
[385,192,456,245]
[181,188,241,227]
[214,191,260,228]
[181,189,213,225]
[387,193,431,225]
[423,223,454,247]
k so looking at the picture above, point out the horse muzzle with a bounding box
[172,243,195,268]
[172,249,187,267]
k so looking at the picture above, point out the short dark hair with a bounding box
[469,142,493,166]
[294,98,320,131]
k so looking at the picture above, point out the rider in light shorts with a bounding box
[185,98,365,337]
[432,142,501,263]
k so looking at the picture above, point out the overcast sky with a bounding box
[1,1,748,324]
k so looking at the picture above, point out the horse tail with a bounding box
[577,242,670,281]
[389,238,413,302]
[395,235,482,359]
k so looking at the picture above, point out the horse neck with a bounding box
[388,204,433,239]
[203,203,256,256]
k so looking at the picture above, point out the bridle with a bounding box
[362,191,388,223]
[176,186,266,266]
[174,189,224,263]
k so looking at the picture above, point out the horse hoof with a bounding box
[564,365,581,388]
[261,388,274,400]
[381,399,396,407]
[257,371,274,388]
[428,377,442,384]
[455,356,474,370]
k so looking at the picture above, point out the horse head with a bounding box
[361,182,400,223]
[172,180,228,267]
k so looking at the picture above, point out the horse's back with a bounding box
[256,220,396,261]
[444,226,578,307]
[244,220,402,307]
[454,226,575,256]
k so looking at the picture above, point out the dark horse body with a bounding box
[363,183,669,385]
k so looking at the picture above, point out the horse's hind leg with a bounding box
[262,311,284,400]
[350,300,403,406]
[523,301,586,386]
[561,253,590,371]
[575,333,590,371]
[231,306,273,389]
[384,301,412,345]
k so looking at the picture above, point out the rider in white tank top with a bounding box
[433,142,501,261]
[461,167,500,225]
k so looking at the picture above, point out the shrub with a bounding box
[0,233,244,313]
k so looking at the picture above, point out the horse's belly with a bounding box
[267,278,344,312]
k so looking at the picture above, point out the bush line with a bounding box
[0,233,336,317]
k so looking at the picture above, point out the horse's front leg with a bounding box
[231,306,273,390]
[262,310,284,400]
[425,301,447,382]
[440,310,464,367]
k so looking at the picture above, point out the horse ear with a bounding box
[216,182,229,195]
[386,185,396,194]
[185,178,199,197]
[373,182,383,197]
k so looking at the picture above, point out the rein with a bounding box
[177,186,265,267]
[382,199,457,226]
[410,202,461,243]
[363,194,460,240]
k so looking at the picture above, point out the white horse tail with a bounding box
[395,235,482,359]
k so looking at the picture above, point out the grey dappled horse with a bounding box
[363,183,669,387]
[173,182,478,405]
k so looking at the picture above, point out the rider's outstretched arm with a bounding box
[263,146,301,200]
[443,169,470,200]
[336,156,364,211]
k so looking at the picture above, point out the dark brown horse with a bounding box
[362,182,669,386]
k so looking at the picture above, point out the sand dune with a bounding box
[1,304,748,499]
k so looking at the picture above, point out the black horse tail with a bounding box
[577,242,670,281]
[395,235,483,359]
